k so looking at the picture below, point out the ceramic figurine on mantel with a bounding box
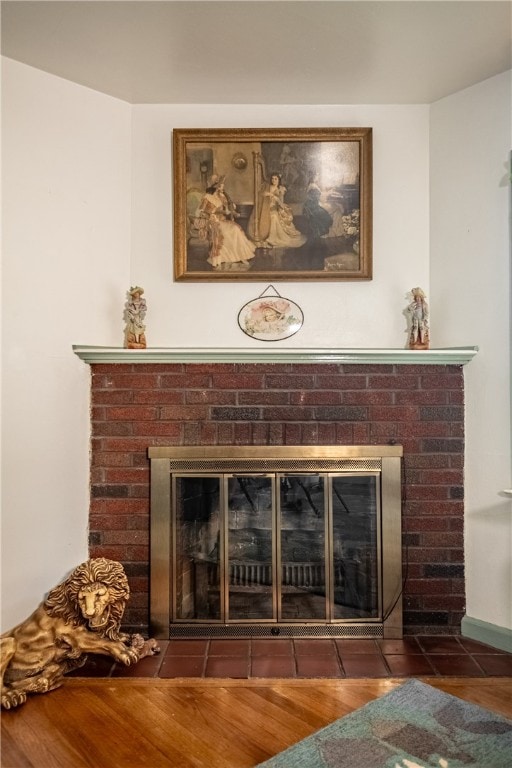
[407,287,430,350]
[124,286,147,349]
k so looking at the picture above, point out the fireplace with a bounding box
[77,347,475,637]
[149,445,403,639]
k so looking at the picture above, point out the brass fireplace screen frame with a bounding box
[149,445,403,639]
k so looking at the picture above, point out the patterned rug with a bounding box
[256,679,512,768]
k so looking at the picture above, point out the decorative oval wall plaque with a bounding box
[238,287,304,342]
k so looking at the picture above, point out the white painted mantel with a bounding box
[73,346,478,365]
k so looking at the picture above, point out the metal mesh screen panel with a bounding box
[168,459,381,473]
[169,624,383,638]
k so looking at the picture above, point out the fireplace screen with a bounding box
[149,446,403,638]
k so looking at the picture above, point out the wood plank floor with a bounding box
[2,677,511,768]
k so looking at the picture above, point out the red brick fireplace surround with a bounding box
[77,347,477,638]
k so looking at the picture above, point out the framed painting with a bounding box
[173,127,372,281]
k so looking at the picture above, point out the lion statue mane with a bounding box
[1,558,160,710]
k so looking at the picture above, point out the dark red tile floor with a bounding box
[71,636,512,679]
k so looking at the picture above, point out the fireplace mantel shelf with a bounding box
[73,345,478,365]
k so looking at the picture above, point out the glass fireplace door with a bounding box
[173,475,223,621]
[279,474,328,621]
[171,468,383,627]
[226,475,275,621]
[331,473,380,620]
[150,445,403,638]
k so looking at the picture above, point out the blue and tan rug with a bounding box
[256,679,512,768]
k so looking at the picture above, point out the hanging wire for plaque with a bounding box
[237,285,304,341]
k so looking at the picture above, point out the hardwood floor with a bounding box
[2,677,511,768]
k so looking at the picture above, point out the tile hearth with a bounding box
[71,636,512,680]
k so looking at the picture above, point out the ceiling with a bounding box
[1,1,511,105]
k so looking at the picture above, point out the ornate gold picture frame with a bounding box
[173,127,372,281]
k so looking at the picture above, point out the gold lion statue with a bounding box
[1,558,160,710]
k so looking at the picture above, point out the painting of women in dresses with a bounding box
[248,173,306,249]
[194,175,256,271]
[173,128,372,280]
[302,177,333,240]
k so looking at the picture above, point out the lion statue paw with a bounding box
[129,633,161,659]
[1,690,27,710]
[1,558,160,709]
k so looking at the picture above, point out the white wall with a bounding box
[430,71,512,633]
[131,104,430,349]
[1,59,132,630]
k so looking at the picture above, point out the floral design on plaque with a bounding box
[238,292,303,341]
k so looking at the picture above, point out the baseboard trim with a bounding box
[461,615,512,652]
